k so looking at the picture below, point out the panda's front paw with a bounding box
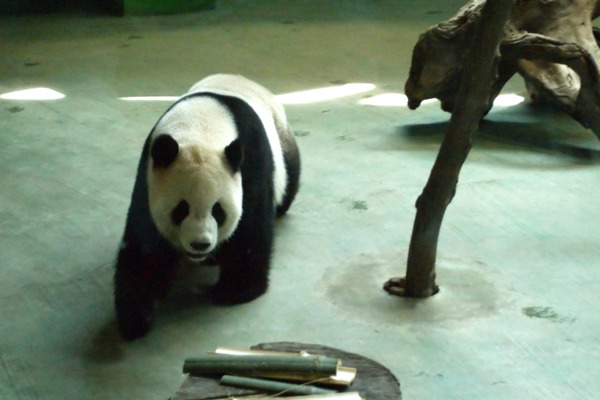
[211,281,268,305]
[115,295,154,340]
[117,312,154,341]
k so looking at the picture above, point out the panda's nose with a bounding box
[190,241,211,252]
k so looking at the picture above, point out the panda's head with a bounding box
[147,133,244,262]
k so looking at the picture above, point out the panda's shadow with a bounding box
[84,320,126,364]
[84,266,221,364]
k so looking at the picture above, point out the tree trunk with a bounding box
[384,0,514,297]
[386,0,600,297]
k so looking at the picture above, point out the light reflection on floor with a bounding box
[0,87,65,100]
[1,85,524,109]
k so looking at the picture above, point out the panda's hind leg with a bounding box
[276,125,301,217]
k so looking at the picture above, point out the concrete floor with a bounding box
[2,1,600,399]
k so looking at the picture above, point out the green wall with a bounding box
[0,0,216,15]
[0,0,67,14]
[122,0,215,15]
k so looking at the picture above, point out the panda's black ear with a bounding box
[151,134,179,168]
[225,138,244,172]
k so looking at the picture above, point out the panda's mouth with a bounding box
[186,252,208,263]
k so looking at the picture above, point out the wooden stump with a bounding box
[170,342,401,400]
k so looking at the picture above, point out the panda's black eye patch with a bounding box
[212,202,226,227]
[171,200,189,226]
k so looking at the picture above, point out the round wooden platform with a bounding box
[171,342,401,400]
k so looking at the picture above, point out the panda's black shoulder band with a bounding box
[225,138,244,172]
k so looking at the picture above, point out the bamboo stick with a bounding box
[210,348,355,386]
[232,392,364,400]
[182,355,339,376]
[247,365,356,387]
[220,375,336,395]
[213,346,312,357]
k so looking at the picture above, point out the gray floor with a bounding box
[2,1,600,399]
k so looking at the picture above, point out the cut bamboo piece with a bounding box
[219,375,336,395]
[183,355,339,377]
[246,367,356,387]
[230,391,365,400]
[211,347,356,386]
[214,346,313,357]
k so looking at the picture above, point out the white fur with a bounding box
[147,96,243,260]
[187,74,288,206]
[154,96,237,150]
[146,74,288,261]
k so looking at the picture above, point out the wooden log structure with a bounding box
[385,0,600,297]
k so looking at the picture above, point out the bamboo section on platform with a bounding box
[219,374,336,395]
[183,354,339,377]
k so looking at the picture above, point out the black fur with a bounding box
[114,133,177,340]
[151,134,179,168]
[224,138,244,172]
[207,94,276,305]
[114,92,298,340]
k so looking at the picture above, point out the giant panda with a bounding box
[114,74,301,340]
